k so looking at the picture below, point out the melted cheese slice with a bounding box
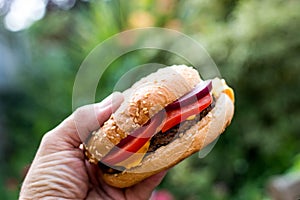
[223,87,234,102]
[186,115,196,120]
[115,141,150,169]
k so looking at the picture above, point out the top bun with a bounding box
[85,65,201,163]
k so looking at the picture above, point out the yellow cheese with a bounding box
[186,115,196,120]
[212,78,234,103]
[115,140,150,169]
[223,87,235,102]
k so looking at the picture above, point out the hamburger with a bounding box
[83,65,235,188]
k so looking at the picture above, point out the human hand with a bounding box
[19,92,167,200]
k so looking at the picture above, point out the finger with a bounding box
[125,170,168,200]
[95,92,125,126]
[74,92,124,144]
[98,92,122,108]
[51,92,124,148]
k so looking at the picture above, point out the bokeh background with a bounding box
[0,0,300,199]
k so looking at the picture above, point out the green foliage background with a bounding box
[0,0,299,199]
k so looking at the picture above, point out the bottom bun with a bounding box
[102,93,234,188]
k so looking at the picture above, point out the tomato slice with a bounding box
[161,94,212,133]
[101,112,165,166]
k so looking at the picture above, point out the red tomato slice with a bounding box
[161,94,212,133]
[101,112,165,165]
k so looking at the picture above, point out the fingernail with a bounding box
[95,92,124,118]
[99,92,124,108]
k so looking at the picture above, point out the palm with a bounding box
[56,149,160,200]
[25,146,159,200]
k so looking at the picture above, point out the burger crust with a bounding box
[85,65,201,162]
[102,92,234,188]
[84,65,234,188]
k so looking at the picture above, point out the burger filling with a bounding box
[99,81,215,170]
[98,101,215,174]
[147,102,215,153]
[94,79,234,172]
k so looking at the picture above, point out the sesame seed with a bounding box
[95,150,102,157]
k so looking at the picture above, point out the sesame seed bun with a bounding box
[84,65,235,188]
[101,92,234,188]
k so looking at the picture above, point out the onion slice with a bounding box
[166,81,212,110]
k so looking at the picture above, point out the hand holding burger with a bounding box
[20,65,234,199]
[19,92,166,200]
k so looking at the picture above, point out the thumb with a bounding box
[43,92,124,151]
[71,92,124,146]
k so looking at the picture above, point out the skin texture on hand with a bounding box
[19,92,167,200]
